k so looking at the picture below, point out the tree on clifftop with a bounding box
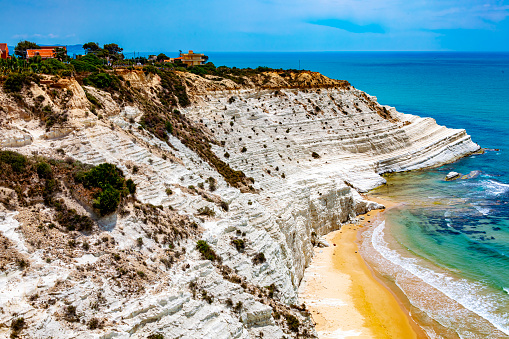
[83,42,100,54]
[157,53,168,62]
[104,43,123,55]
[15,40,40,58]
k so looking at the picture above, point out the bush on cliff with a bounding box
[3,72,40,93]
[83,72,120,90]
[196,240,218,261]
[0,151,27,172]
[39,59,71,75]
[36,161,52,179]
[76,163,134,216]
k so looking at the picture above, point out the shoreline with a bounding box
[299,197,428,339]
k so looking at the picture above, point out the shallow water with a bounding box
[367,165,509,338]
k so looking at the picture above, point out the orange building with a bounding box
[26,46,67,59]
[0,43,8,59]
[180,50,208,66]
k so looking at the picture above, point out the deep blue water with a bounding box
[205,52,509,337]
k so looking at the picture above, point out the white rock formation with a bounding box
[0,70,479,338]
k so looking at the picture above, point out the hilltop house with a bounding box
[26,46,67,59]
[180,50,208,66]
[0,44,8,59]
[164,50,208,67]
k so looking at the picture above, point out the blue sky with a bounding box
[1,0,509,52]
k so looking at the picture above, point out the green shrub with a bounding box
[197,206,215,217]
[80,53,103,66]
[126,179,136,194]
[0,151,27,172]
[10,317,25,338]
[285,314,300,332]
[231,238,245,252]
[83,72,119,90]
[85,92,102,108]
[39,59,70,75]
[143,65,158,75]
[87,317,99,330]
[252,252,266,265]
[165,121,173,134]
[147,334,164,339]
[81,163,125,190]
[92,187,121,216]
[36,162,52,178]
[76,163,135,216]
[196,240,218,261]
[71,59,99,73]
[3,72,39,93]
[220,201,229,211]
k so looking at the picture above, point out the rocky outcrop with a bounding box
[0,70,479,338]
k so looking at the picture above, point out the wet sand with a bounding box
[299,197,427,339]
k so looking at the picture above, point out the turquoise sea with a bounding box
[207,52,509,338]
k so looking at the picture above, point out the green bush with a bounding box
[83,72,119,90]
[285,314,300,332]
[76,163,135,216]
[87,317,99,330]
[93,187,121,216]
[36,162,52,178]
[10,317,25,338]
[165,121,173,134]
[143,65,158,75]
[126,179,136,194]
[85,92,102,108]
[197,206,215,217]
[252,252,266,265]
[231,238,245,252]
[0,151,27,172]
[39,59,70,75]
[80,53,103,66]
[81,163,125,190]
[196,240,218,261]
[3,72,39,93]
[71,59,98,73]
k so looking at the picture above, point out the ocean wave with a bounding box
[481,180,509,196]
[371,221,509,335]
[472,204,490,215]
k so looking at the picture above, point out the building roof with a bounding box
[26,49,55,58]
[0,43,8,52]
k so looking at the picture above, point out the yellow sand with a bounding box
[299,198,427,339]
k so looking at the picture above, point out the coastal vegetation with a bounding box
[0,150,135,219]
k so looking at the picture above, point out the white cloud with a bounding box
[11,33,59,40]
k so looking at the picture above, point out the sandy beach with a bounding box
[299,197,427,339]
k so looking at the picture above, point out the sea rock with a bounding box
[445,171,461,181]
[461,170,481,180]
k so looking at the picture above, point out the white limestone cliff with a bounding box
[0,70,479,338]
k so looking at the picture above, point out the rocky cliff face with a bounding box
[0,69,479,338]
